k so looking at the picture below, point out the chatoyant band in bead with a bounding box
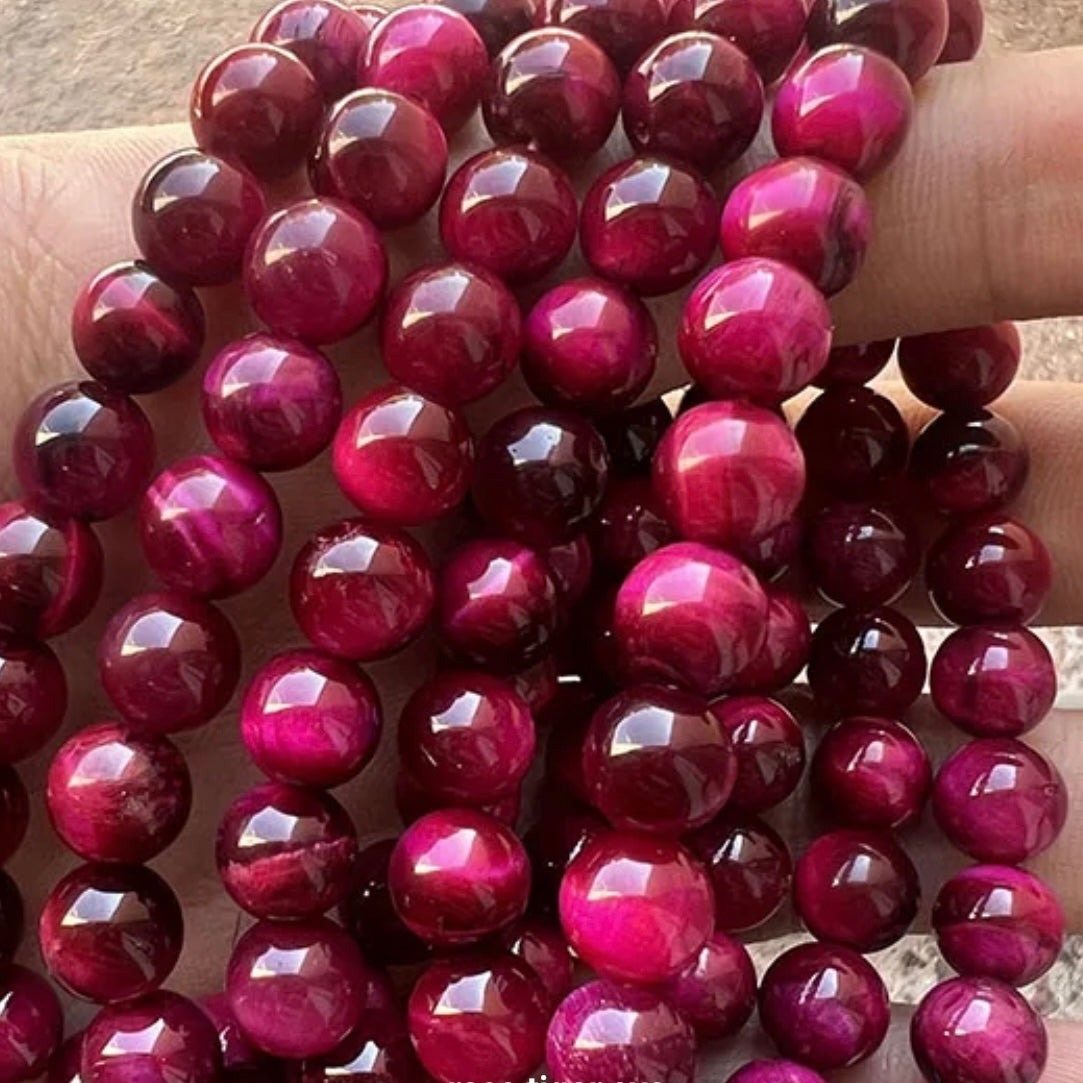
[0,1,1064,1082]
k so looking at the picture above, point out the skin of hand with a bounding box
[1,42,1082,1078]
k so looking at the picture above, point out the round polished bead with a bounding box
[381,262,521,406]
[408,953,548,1083]
[524,802,606,915]
[99,592,241,734]
[440,147,578,283]
[726,1063,828,1083]
[735,514,804,583]
[0,768,28,866]
[934,866,1064,987]
[623,32,764,170]
[899,323,1021,411]
[245,198,387,345]
[133,150,266,287]
[811,716,931,830]
[47,724,191,863]
[731,587,811,693]
[390,808,530,944]
[543,534,593,605]
[931,626,1055,739]
[523,278,657,414]
[759,942,890,1069]
[559,831,714,982]
[911,410,1029,516]
[0,638,66,764]
[911,977,1047,1083]
[653,401,805,550]
[40,864,183,1003]
[312,89,448,229]
[813,338,895,388]
[500,920,574,1007]
[598,398,672,476]
[544,0,669,72]
[796,385,909,496]
[939,0,983,62]
[547,981,695,1083]
[140,456,281,599]
[484,29,620,161]
[82,991,220,1083]
[590,477,675,578]
[0,967,63,1082]
[71,262,205,396]
[291,518,434,660]
[927,515,1052,626]
[362,5,488,131]
[191,43,324,179]
[217,782,358,919]
[226,919,371,1059]
[581,156,719,296]
[934,739,1067,864]
[0,871,23,970]
[202,334,342,472]
[773,45,913,181]
[679,258,833,402]
[438,0,537,53]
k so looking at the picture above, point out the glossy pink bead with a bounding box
[813,338,895,387]
[934,866,1064,987]
[773,45,913,180]
[0,967,63,1082]
[581,156,719,296]
[408,953,548,1083]
[191,44,324,179]
[559,831,714,982]
[440,147,578,283]
[543,534,593,604]
[381,262,521,406]
[40,864,182,1003]
[0,638,66,764]
[590,477,675,578]
[927,515,1052,626]
[939,0,983,62]
[226,919,371,1059]
[899,323,1021,411]
[245,198,387,345]
[484,29,620,160]
[811,716,931,830]
[389,808,530,945]
[0,871,23,970]
[544,0,669,71]
[438,0,537,53]
[362,4,488,131]
[931,625,1055,739]
[653,401,806,550]
[133,150,266,287]
[759,942,891,1069]
[0,767,28,865]
[731,586,811,693]
[911,978,1047,1083]
[71,262,205,395]
[546,981,695,1083]
[500,920,574,1006]
[726,1063,827,1083]
[47,723,192,863]
[202,334,342,472]
[933,738,1068,864]
[140,456,281,599]
[291,518,434,660]
[312,89,448,229]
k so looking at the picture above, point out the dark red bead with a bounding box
[590,477,675,578]
[191,44,324,179]
[734,514,804,583]
[0,768,28,866]
[731,587,811,693]
[437,0,538,54]
[927,515,1052,626]
[508,654,559,713]
[499,920,574,1007]
[0,871,23,970]
[524,802,607,915]
[598,398,672,476]
[543,534,593,605]
[939,0,983,62]
[312,89,448,229]
[296,1010,425,1083]
[291,517,434,660]
[46,723,192,864]
[0,638,66,764]
[440,147,578,283]
[40,864,183,1004]
[580,156,719,297]
[813,338,895,388]
[0,967,63,1082]
[623,32,764,170]
[543,0,669,72]
[47,1033,84,1083]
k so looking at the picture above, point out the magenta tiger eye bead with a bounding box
[545,0,670,72]
[408,953,548,1083]
[732,587,811,693]
[927,516,1052,626]
[191,44,323,179]
[500,920,574,1006]
[932,626,1055,739]
[939,0,983,62]
[933,866,1064,987]
[40,864,183,1003]
[812,716,931,830]
[0,768,28,866]
[141,456,281,599]
[773,45,913,181]
[312,89,448,229]
[0,967,63,1082]
[623,33,764,171]
[291,518,434,661]
[71,262,205,396]
[900,323,1021,412]
[0,638,66,764]
[759,942,891,1069]
[581,156,719,297]
[440,147,578,283]
[439,0,537,54]
[559,831,714,982]
[934,739,1068,864]
[726,1063,827,1083]
[813,338,895,388]
[911,978,1048,1083]
[546,982,695,1083]
[202,334,342,472]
